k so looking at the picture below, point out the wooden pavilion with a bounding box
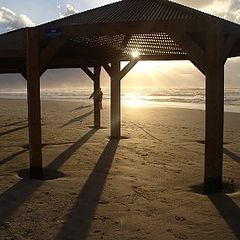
[1,0,240,193]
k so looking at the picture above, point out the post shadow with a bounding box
[0,125,28,137]
[1,120,27,128]
[0,149,27,166]
[56,139,119,240]
[0,129,97,223]
[60,110,94,128]
[223,147,240,164]
[208,194,240,239]
[71,105,92,112]
[47,129,97,170]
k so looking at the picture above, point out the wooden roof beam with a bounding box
[40,36,68,74]
[45,54,189,71]
[0,68,21,74]
[0,50,25,58]
[81,67,96,81]
[169,31,206,75]
[223,34,240,62]
[118,59,138,80]
[39,20,205,39]
[103,59,138,80]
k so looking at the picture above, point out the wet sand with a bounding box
[0,99,240,240]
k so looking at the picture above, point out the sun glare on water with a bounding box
[123,94,146,107]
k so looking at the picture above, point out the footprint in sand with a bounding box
[167,228,188,239]
[175,216,186,222]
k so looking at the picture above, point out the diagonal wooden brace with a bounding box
[169,31,206,75]
[40,37,67,74]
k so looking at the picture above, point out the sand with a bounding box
[0,98,240,240]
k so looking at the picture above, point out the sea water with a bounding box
[0,88,240,113]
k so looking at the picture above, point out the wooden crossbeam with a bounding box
[117,59,138,80]
[103,59,138,79]
[81,67,96,81]
[0,49,25,58]
[40,37,67,74]
[0,68,20,74]
[48,55,188,70]
[102,63,113,77]
[39,20,205,39]
[223,35,239,62]
[169,31,206,74]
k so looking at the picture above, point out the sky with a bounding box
[0,0,240,90]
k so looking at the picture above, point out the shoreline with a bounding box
[1,97,240,114]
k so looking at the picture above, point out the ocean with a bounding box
[1,88,240,113]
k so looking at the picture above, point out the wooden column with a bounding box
[204,21,225,193]
[27,28,43,179]
[94,66,101,129]
[111,61,121,138]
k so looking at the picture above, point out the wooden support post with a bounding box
[27,28,43,179]
[94,66,101,129]
[204,21,225,193]
[111,61,121,138]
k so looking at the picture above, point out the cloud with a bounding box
[0,7,34,31]
[222,0,240,23]
[60,3,78,17]
[173,0,214,9]
[175,0,240,23]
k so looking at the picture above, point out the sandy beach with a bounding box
[0,98,240,240]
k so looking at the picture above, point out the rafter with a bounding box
[118,59,138,80]
[223,34,239,62]
[102,63,113,77]
[169,31,206,75]
[39,20,205,39]
[40,37,67,74]
[81,67,95,81]
[103,59,138,80]
[81,65,101,82]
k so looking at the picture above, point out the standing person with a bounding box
[89,88,103,110]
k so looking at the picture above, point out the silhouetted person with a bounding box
[89,88,103,110]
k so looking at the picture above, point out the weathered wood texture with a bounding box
[111,61,121,138]
[93,66,101,129]
[169,31,206,74]
[204,21,225,193]
[40,37,67,74]
[26,28,43,179]
[109,60,138,138]
[39,20,205,39]
[82,66,102,128]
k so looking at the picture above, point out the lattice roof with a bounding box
[1,0,240,73]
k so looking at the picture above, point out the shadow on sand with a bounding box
[0,149,27,166]
[1,120,27,128]
[208,194,240,239]
[191,183,240,239]
[0,129,97,224]
[71,105,92,112]
[60,110,94,128]
[223,147,240,164]
[56,139,119,240]
[0,125,28,137]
